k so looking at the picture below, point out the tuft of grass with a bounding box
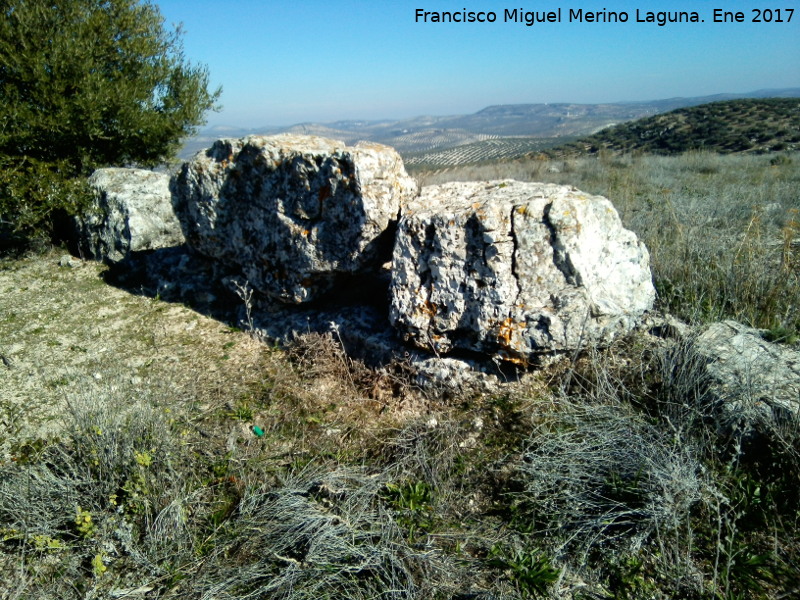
[488,544,560,598]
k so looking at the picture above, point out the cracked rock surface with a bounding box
[390,180,656,361]
[171,134,416,303]
[694,320,800,424]
[75,168,184,264]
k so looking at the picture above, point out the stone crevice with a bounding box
[542,201,582,288]
[509,205,523,307]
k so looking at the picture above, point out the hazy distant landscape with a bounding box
[181,87,800,164]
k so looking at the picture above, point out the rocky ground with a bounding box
[0,251,266,454]
[2,142,799,599]
[2,249,799,600]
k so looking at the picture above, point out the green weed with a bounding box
[489,544,559,598]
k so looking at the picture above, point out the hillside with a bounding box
[546,98,800,157]
[179,88,800,160]
[403,136,560,167]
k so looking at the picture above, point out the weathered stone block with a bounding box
[76,168,183,264]
[390,180,655,361]
[171,134,416,303]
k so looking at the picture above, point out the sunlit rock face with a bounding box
[694,320,800,428]
[171,134,416,303]
[76,168,184,264]
[390,180,655,361]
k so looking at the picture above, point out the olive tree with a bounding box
[0,0,220,241]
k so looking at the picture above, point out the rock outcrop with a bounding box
[694,320,800,426]
[171,134,416,303]
[390,180,655,361]
[76,168,184,264]
[79,138,659,372]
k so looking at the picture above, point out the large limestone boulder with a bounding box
[76,168,184,264]
[171,134,416,303]
[390,180,655,361]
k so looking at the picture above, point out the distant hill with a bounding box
[403,137,561,168]
[544,98,800,157]
[179,88,800,161]
[411,88,800,137]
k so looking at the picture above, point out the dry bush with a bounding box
[256,332,455,461]
[287,331,356,384]
[0,387,470,599]
[0,396,196,599]
[508,336,800,598]
[286,331,423,403]
[518,396,712,568]
[190,465,459,600]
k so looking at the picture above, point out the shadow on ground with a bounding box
[100,245,524,387]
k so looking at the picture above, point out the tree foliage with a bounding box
[0,0,220,241]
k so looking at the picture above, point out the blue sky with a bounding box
[154,0,800,128]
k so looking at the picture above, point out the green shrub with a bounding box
[0,0,220,243]
[488,545,559,598]
[0,155,91,244]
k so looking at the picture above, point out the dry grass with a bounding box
[512,339,800,599]
[0,250,268,456]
